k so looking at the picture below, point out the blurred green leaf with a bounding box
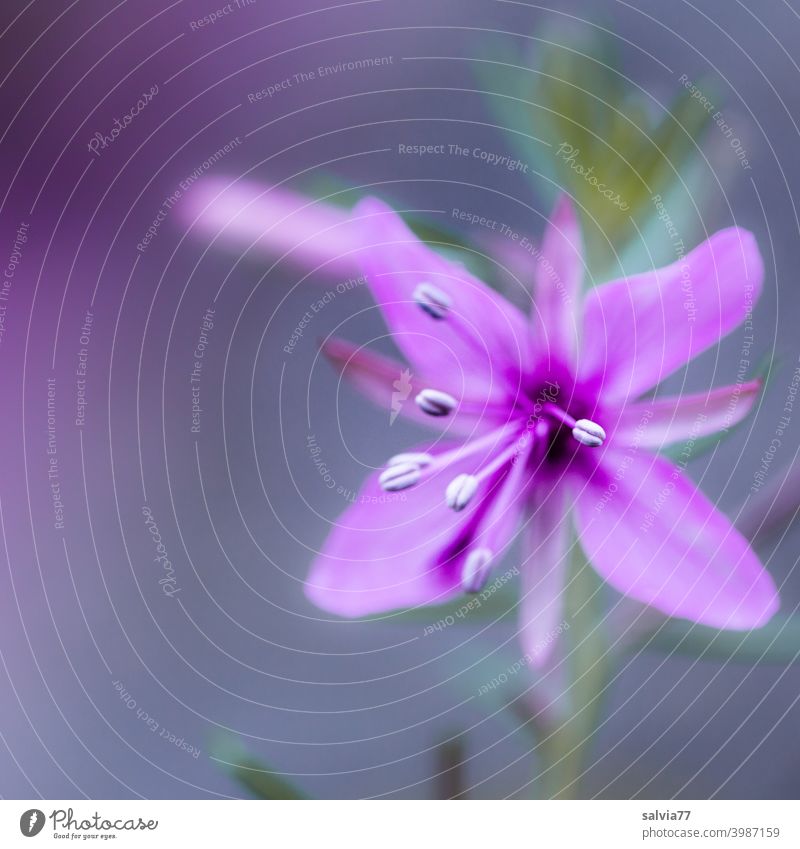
[211,735,308,799]
[633,615,800,665]
[435,734,467,800]
[298,172,503,285]
[476,27,717,279]
[296,172,477,254]
[403,216,506,288]
[294,172,361,210]
[227,757,307,800]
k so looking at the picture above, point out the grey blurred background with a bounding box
[0,0,798,799]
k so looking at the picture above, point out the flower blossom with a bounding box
[306,195,778,662]
[184,177,364,276]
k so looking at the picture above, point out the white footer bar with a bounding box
[1,799,795,847]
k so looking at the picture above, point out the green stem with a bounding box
[533,545,611,799]
[435,736,466,800]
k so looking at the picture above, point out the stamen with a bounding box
[379,462,421,491]
[541,402,605,448]
[416,388,458,417]
[444,434,531,512]
[412,283,494,362]
[572,418,606,448]
[387,452,434,468]
[457,443,535,596]
[413,282,452,319]
[461,548,493,593]
[445,474,479,511]
[378,423,522,495]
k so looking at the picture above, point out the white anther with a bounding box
[387,452,434,468]
[416,388,458,417]
[572,418,606,448]
[413,282,452,319]
[461,548,493,593]
[445,473,479,511]
[379,462,421,491]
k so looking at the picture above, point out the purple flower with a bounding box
[306,196,778,662]
[183,177,364,276]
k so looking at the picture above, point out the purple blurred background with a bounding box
[1,0,799,799]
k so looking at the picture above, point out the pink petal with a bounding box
[182,177,363,276]
[573,448,779,629]
[519,481,572,668]
[306,443,526,616]
[612,379,762,449]
[321,337,497,437]
[579,228,764,402]
[531,194,584,366]
[352,197,532,405]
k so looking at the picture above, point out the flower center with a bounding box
[373,283,607,593]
